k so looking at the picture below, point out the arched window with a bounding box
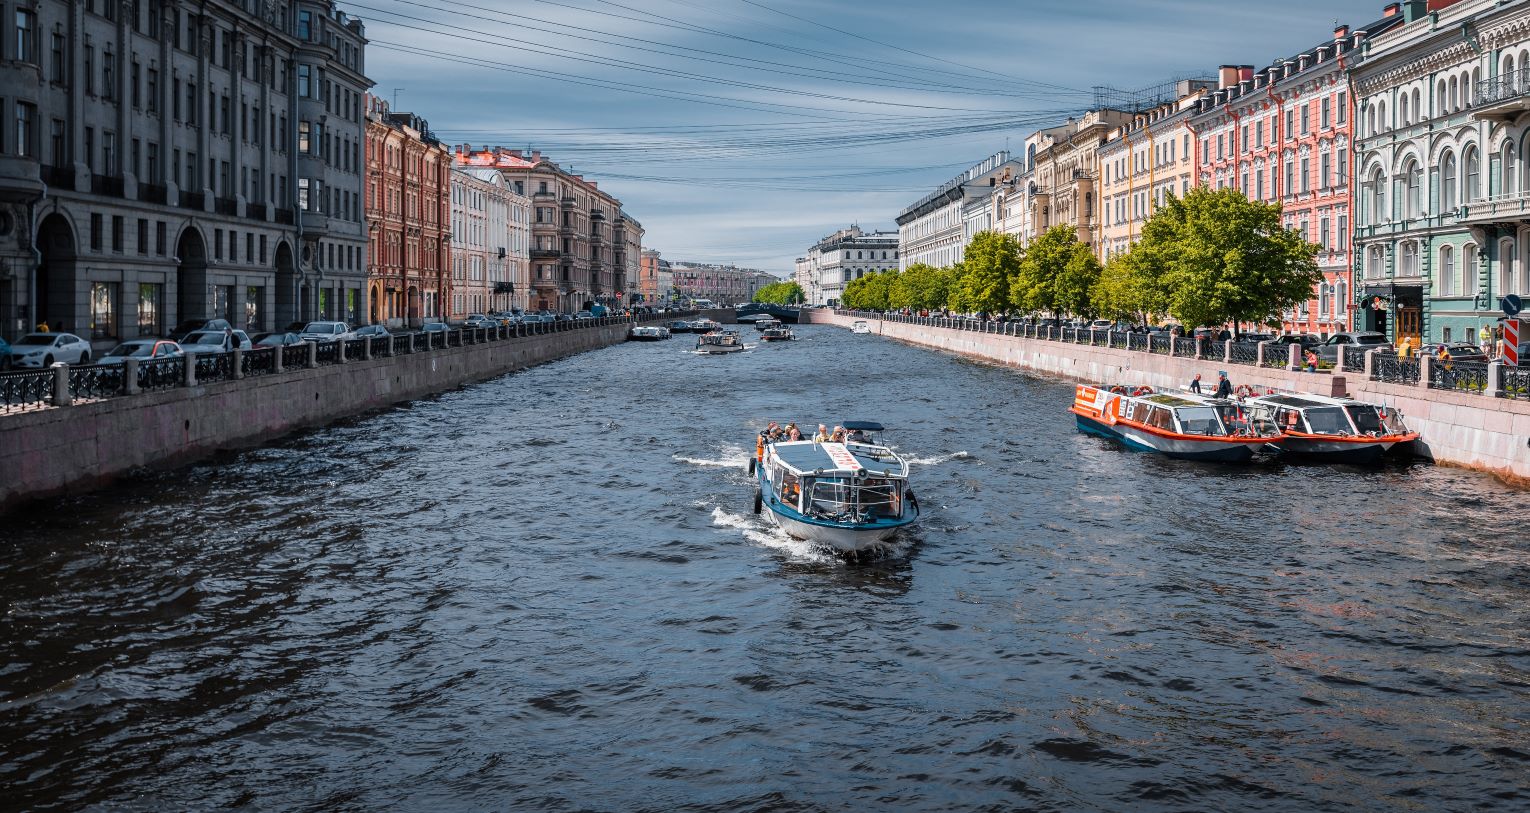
[1464,244,1479,295]
[1441,150,1458,211]
[1503,142,1518,197]
[1366,104,1376,137]
[1400,93,1410,126]
[1403,159,1422,218]
[1412,89,1422,123]
[1336,280,1348,317]
[1439,245,1455,296]
[1320,283,1332,315]
[1499,238,1517,295]
[1368,244,1385,279]
[1465,146,1481,202]
[1449,76,1459,111]
[1368,167,1388,224]
[1378,99,1387,131]
[1401,240,1419,277]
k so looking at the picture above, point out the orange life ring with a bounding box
[1132,386,1153,396]
[1234,384,1256,399]
[1109,385,1127,394]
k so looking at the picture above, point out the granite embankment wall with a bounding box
[808,310,1530,484]
[1,310,734,511]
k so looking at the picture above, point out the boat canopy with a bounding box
[841,421,885,432]
[770,441,906,478]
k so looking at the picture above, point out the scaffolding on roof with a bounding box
[1091,73,1215,113]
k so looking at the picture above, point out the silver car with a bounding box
[299,321,354,343]
[8,333,92,367]
[97,339,185,365]
[180,329,253,356]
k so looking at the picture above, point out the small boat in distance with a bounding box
[1071,384,1279,462]
[752,421,920,554]
[690,318,722,333]
[754,318,782,332]
[628,325,671,342]
[1244,392,1418,463]
[665,319,694,334]
[760,326,794,342]
[696,330,745,354]
[850,321,872,334]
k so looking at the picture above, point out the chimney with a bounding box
[1402,0,1426,21]
[1383,2,1401,16]
[1334,23,1350,40]
[1218,64,1240,89]
[1240,65,1255,81]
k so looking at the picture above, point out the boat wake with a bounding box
[904,451,972,466]
[674,444,751,469]
[709,507,836,564]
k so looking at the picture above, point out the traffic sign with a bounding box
[1502,294,1523,317]
[1506,319,1520,368]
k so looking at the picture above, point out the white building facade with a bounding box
[798,226,898,306]
[896,153,1017,270]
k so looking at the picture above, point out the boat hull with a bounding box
[1269,435,1415,464]
[1074,412,1262,462]
[696,344,743,354]
[755,467,916,554]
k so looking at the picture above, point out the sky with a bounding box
[360,0,1392,277]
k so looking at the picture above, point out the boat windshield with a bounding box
[1174,406,1226,436]
[807,478,901,521]
[1304,407,1355,434]
[1346,405,1385,434]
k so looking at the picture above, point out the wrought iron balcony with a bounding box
[531,248,561,259]
[1473,68,1530,121]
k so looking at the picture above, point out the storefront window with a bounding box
[346,288,358,323]
[90,282,119,340]
[319,288,330,319]
[137,283,162,336]
[246,285,263,331]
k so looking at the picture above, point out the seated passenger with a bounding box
[813,424,830,442]
[786,423,802,441]
[845,428,869,444]
[830,426,846,443]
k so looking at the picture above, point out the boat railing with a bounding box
[808,480,902,520]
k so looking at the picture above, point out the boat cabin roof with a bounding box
[1141,394,1203,408]
[842,421,885,431]
[770,441,906,478]
[1252,393,1365,409]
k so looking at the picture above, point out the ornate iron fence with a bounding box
[195,353,234,383]
[138,358,185,391]
[1108,331,1128,350]
[1173,337,1198,357]
[343,338,368,359]
[1501,366,1530,400]
[1,369,55,412]
[282,344,309,368]
[1343,346,1369,369]
[69,365,123,400]
[1429,360,1488,394]
[314,342,339,364]
[1372,353,1420,385]
[1262,344,1292,369]
[1148,335,1170,353]
[1228,342,1261,366]
[370,337,390,356]
[243,347,277,377]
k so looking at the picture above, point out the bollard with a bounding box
[52,362,73,406]
[1334,347,1347,373]
[232,347,244,379]
[123,357,141,395]
[306,340,318,368]
[184,354,198,387]
[386,335,396,357]
[363,337,373,361]
[1487,361,1503,397]
[1255,341,1267,367]
[1287,342,1302,372]
[337,339,348,364]
[1363,349,1376,379]
[1418,355,1432,389]
[273,343,284,373]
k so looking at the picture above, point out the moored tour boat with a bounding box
[665,319,694,334]
[1071,384,1279,462]
[628,325,671,342]
[1244,392,1418,463]
[751,421,919,554]
[760,326,794,342]
[754,318,782,332]
[850,320,872,334]
[690,318,721,333]
[696,330,744,354]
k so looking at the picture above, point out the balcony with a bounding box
[1473,69,1530,122]
[214,197,239,216]
[247,203,268,221]
[493,281,515,294]
[532,190,556,200]
[560,196,576,207]
[139,183,168,205]
[91,173,124,198]
[180,190,206,210]
[590,209,605,220]
[275,208,295,225]
[41,164,73,188]
[531,248,561,259]
[1456,191,1530,227]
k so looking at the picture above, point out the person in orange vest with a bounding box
[1397,335,1414,358]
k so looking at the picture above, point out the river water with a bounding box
[2,324,1528,812]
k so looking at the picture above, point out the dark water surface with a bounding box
[3,324,1529,812]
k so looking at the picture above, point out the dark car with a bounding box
[169,318,231,342]
[420,322,450,333]
[1272,334,1323,350]
[353,324,391,339]
[252,331,304,347]
[1421,342,1489,362]
[1315,331,1389,363]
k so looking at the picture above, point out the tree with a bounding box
[1056,243,1103,320]
[1135,187,1321,329]
[1013,225,1084,317]
[957,231,1021,315]
[1092,249,1163,324]
[842,270,892,311]
[752,281,805,305]
[892,263,952,312]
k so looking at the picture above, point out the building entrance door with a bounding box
[1397,307,1422,345]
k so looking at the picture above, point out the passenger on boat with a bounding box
[765,422,784,442]
[845,426,870,444]
[786,423,803,441]
[1189,373,1202,394]
[830,426,846,443]
[1214,371,1233,399]
[813,424,830,442]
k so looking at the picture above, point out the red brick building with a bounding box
[364,95,451,327]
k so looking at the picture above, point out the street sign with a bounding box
[1502,294,1523,317]
[1505,319,1520,368]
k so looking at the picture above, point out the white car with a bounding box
[299,321,354,343]
[179,329,253,356]
[8,333,92,367]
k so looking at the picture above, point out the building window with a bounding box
[15,103,36,157]
[137,283,162,336]
[1441,151,1457,211]
[1403,159,1421,218]
[1463,244,1478,295]
[1464,146,1480,202]
[1400,241,1420,278]
[1500,239,1517,295]
[15,9,37,64]
[1440,245,1455,297]
[90,282,119,340]
[1321,97,1331,128]
[1367,245,1384,279]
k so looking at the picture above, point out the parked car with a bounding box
[1315,331,1390,362]
[0,335,10,370]
[1234,332,1276,343]
[253,331,304,347]
[462,314,497,329]
[1272,334,1323,350]
[574,310,595,320]
[180,329,253,356]
[8,333,92,367]
[353,324,391,339]
[97,339,184,365]
[299,321,354,343]
[1420,343,1489,362]
[168,318,232,342]
[420,321,450,333]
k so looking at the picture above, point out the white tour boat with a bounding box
[850,321,872,334]
[696,330,745,354]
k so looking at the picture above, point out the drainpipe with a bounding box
[26,182,48,333]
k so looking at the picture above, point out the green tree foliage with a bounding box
[1056,243,1103,319]
[889,263,944,311]
[752,281,805,305]
[957,231,1021,315]
[1013,225,1084,316]
[1092,249,1163,324]
[841,270,895,311]
[1133,187,1321,328]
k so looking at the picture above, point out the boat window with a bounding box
[777,473,801,506]
[1174,407,1226,436]
[1304,407,1354,435]
[1146,407,1174,430]
[1345,405,1384,434]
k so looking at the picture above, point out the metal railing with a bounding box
[1429,360,1488,394]
[1149,335,1171,353]
[1372,354,1420,385]
[1474,67,1530,109]
[139,358,185,392]
[68,365,123,399]
[195,353,234,383]
[1343,346,1369,369]
[1173,337,1199,357]
[1501,366,1530,400]
[1229,342,1261,366]
[243,347,278,377]
[281,344,309,368]
[1,369,55,412]
[314,342,339,364]
[343,338,368,358]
